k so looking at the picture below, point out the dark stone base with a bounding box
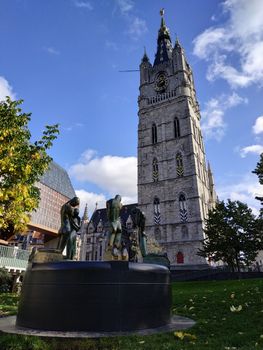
[16,261,172,332]
[0,315,195,338]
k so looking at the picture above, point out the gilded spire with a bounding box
[154,8,173,66]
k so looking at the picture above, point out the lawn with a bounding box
[0,278,263,350]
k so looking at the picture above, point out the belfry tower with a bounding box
[137,11,216,267]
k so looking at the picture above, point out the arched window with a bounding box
[153,197,160,225]
[179,194,187,222]
[176,153,184,177]
[176,252,184,264]
[152,123,157,144]
[152,158,159,182]
[154,227,161,240]
[174,117,181,138]
[181,225,189,240]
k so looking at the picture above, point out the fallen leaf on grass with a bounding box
[230,305,242,312]
[174,332,197,341]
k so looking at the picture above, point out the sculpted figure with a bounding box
[57,196,80,257]
[131,207,147,258]
[66,208,81,260]
[106,195,123,260]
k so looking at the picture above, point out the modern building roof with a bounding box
[40,161,75,199]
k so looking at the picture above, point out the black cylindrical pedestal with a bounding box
[17,261,171,332]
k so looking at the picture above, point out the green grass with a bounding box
[0,293,19,317]
[1,279,263,350]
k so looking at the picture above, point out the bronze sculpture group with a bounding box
[56,194,147,262]
[105,194,147,261]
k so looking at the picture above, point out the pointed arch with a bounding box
[174,117,181,138]
[152,157,159,182]
[152,123,157,144]
[153,197,161,225]
[181,225,189,239]
[176,152,184,177]
[176,252,184,264]
[179,193,187,222]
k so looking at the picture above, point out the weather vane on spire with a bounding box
[160,8,164,17]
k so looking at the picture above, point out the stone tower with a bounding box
[137,11,216,267]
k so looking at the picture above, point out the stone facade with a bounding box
[137,14,216,266]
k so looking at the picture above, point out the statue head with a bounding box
[70,197,80,207]
[73,208,80,217]
[115,194,121,202]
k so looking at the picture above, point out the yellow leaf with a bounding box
[174,331,185,340]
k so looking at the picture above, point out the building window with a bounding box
[176,153,184,177]
[154,227,161,240]
[176,252,184,264]
[181,225,189,240]
[152,123,157,144]
[152,158,159,182]
[179,194,187,222]
[174,117,180,138]
[154,197,161,225]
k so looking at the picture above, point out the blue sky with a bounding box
[0,0,262,216]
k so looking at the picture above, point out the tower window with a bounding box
[179,194,187,222]
[176,153,184,177]
[154,227,161,240]
[181,225,189,240]
[154,197,161,225]
[152,123,157,144]
[176,252,184,264]
[174,117,181,138]
[152,158,159,182]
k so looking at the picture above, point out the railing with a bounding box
[0,245,30,271]
[148,89,176,105]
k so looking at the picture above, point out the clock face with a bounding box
[154,72,169,92]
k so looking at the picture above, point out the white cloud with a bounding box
[193,0,263,88]
[115,0,134,15]
[70,149,137,201]
[253,116,263,134]
[201,92,248,140]
[74,0,93,10]
[62,122,85,132]
[217,173,263,216]
[114,0,147,40]
[128,17,148,39]
[43,47,60,55]
[75,189,106,217]
[0,77,15,101]
[240,145,263,158]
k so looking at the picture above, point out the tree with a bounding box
[198,199,262,272]
[253,153,263,210]
[0,97,59,240]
